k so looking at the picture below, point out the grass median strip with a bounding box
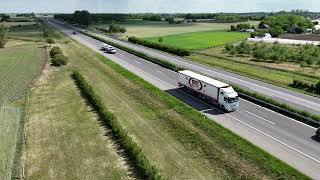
[72,70,163,180]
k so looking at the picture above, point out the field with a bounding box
[0,106,21,180]
[0,20,47,179]
[93,19,259,38]
[0,44,47,104]
[24,24,308,179]
[146,31,250,50]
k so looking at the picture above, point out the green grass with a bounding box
[53,26,308,178]
[145,31,250,50]
[93,19,259,38]
[0,106,22,180]
[0,44,47,104]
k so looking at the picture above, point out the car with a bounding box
[72,31,77,35]
[107,47,117,54]
[101,43,112,51]
[316,128,320,138]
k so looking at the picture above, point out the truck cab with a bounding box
[218,86,239,112]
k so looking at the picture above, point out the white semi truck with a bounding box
[178,70,239,112]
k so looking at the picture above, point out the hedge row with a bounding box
[128,36,190,57]
[80,31,183,72]
[291,80,320,95]
[72,71,163,180]
[233,85,320,123]
[49,46,68,66]
[79,30,320,124]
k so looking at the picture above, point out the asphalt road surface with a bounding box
[47,19,320,179]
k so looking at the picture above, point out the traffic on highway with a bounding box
[46,18,320,179]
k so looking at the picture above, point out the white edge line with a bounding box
[242,98,317,130]
[245,110,276,125]
[226,114,320,164]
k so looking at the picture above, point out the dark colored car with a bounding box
[72,31,77,35]
[316,128,320,138]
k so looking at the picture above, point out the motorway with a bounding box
[90,30,320,115]
[47,19,320,179]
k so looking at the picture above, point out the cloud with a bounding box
[0,0,319,13]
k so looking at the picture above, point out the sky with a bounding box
[1,0,320,13]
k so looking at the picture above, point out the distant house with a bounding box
[259,23,270,29]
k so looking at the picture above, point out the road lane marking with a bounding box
[245,110,276,125]
[56,22,320,166]
[242,99,318,130]
[226,114,320,164]
[155,70,165,75]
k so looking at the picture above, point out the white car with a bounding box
[107,47,117,54]
[101,43,112,51]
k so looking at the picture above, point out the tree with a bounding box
[51,54,68,66]
[73,10,92,26]
[158,37,163,43]
[108,24,126,34]
[46,37,54,47]
[268,26,284,37]
[0,23,9,48]
[165,17,175,24]
[230,25,236,31]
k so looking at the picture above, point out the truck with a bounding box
[178,70,239,112]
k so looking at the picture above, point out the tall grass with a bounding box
[0,106,21,180]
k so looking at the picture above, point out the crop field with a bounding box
[93,19,258,38]
[8,24,43,42]
[0,106,21,180]
[0,44,47,104]
[145,31,250,50]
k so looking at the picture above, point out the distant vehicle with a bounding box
[101,43,116,54]
[72,31,77,35]
[107,47,117,54]
[316,128,320,138]
[178,70,239,112]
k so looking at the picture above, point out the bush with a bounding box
[72,71,163,179]
[224,43,234,51]
[50,46,62,57]
[128,36,190,56]
[51,53,68,66]
[315,81,320,94]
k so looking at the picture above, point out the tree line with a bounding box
[225,42,320,71]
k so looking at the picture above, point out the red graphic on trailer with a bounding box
[189,78,203,90]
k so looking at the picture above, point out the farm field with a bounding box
[32,25,308,179]
[0,106,21,180]
[145,31,250,50]
[93,19,258,38]
[0,44,47,104]
[0,21,47,179]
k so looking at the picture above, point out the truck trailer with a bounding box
[178,70,239,112]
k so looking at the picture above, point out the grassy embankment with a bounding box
[48,24,309,179]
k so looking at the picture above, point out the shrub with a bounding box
[128,36,190,56]
[50,46,62,57]
[51,53,68,66]
[315,81,320,94]
[235,42,251,54]
[224,43,234,51]
[72,71,163,179]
